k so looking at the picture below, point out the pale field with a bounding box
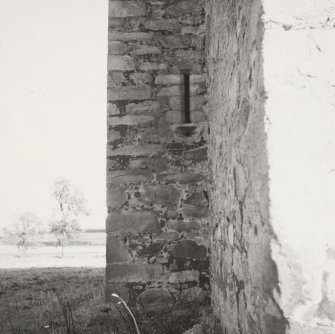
[0,245,106,268]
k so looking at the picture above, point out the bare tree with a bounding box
[49,179,89,257]
[3,211,43,255]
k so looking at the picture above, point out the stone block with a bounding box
[108,41,127,55]
[108,115,154,127]
[171,240,207,260]
[157,85,181,97]
[108,55,135,71]
[106,211,160,233]
[139,62,168,71]
[106,234,131,262]
[168,270,199,284]
[108,86,151,101]
[181,25,205,35]
[143,19,180,31]
[106,171,152,185]
[155,74,181,85]
[192,110,207,122]
[136,288,174,311]
[142,184,181,210]
[109,1,146,18]
[167,220,201,232]
[160,36,191,49]
[107,144,162,157]
[107,129,121,142]
[182,204,208,219]
[129,45,161,55]
[234,164,247,200]
[183,324,203,334]
[106,263,164,282]
[130,73,152,85]
[175,50,205,63]
[165,110,181,123]
[108,72,127,86]
[109,32,153,42]
[106,185,127,208]
[107,103,120,115]
[126,100,159,113]
[190,75,206,84]
[165,0,203,16]
[183,147,207,162]
[163,172,206,184]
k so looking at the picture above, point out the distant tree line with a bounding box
[2,179,89,257]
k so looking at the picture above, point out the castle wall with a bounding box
[106,0,210,308]
[206,0,287,332]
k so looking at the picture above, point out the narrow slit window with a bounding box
[183,72,191,124]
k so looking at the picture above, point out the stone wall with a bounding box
[106,0,210,309]
[206,0,287,333]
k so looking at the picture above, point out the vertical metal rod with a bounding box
[184,73,191,124]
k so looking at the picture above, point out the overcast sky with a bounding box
[0,0,108,231]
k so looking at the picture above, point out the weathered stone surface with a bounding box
[129,45,161,55]
[165,0,203,16]
[170,95,206,111]
[182,203,208,219]
[181,25,205,35]
[106,263,164,282]
[126,100,159,113]
[107,103,120,115]
[167,220,201,232]
[106,234,131,262]
[106,185,126,208]
[108,86,151,101]
[108,72,127,86]
[138,62,168,71]
[107,144,162,157]
[192,110,207,123]
[183,147,207,162]
[106,211,160,233]
[165,110,181,123]
[130,73,152,85]
[143,19,180,31]
[106,0,208,310]
[175,50,205,63]
[107,129,121,141]
[168,270,199,284]
[183,324,203,334]
[108,115,154,127]
[160,35,190,49]
[109,1,146,18]
[142,184,181,210]
[155,74,181,85]
[157,85,181,97]
[108,55,135,71]
[171,240,207,260]
[109,32,153,42]
[136,288,174,311]
[108,41,127,55]
[107,170,152,185]
[207,0,287,332]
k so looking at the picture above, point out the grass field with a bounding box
[0,268,111,334]
[0,268,213,334]
[0,245,105,269]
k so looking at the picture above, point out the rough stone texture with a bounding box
[206,0,287,333]
[106,0,209,311]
